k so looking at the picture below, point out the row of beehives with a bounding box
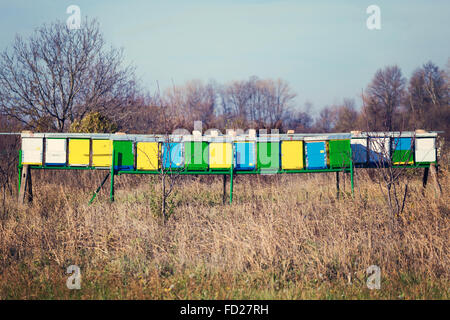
[20,133,437,171]
[351,135,436,165]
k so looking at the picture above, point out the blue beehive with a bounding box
[234,142,256,170]
[351,138,368,164]
[162,142,183,169]
[391,137,412,150]
[391,137,413,164]
[306,141,327,169]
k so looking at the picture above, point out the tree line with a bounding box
[0,18,448,142]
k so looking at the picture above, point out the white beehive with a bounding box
[368,137,390,163]
[22,137,43,165]
[415,138,436,163]
[45,138,67,165]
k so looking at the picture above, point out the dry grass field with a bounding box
[0,159,448,299]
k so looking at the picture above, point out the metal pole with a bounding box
[18,165,22,194]
[110,146,115,202]
[222,174,226,204]
[422,167,429,188]
[229,167,233,204]
[350,161,354,195]
[229,143,234,204]
[89,173,110,204]
[336,171,340,199]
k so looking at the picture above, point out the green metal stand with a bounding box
[350,160,354,195]
[336,171,340,199]
[89,173,110,204]
[229,143,234,204]
[110,147,115,202]
[230,166,233,204]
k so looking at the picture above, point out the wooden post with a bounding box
[18,165,33,204]
[429,163,442,197]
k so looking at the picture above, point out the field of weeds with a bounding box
[0,163,448,299]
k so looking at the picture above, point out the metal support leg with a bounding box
[229,167,233,204]
[110,147,115,202]
[18,165,22,195]
[89,173,111,204]
[350,162,354,196]
[222,174,227,204]
[336,171,340,199]
[422,167,429,188]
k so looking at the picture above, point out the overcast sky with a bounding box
[0,0,448,115]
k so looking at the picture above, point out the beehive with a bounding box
[306,141,328,170]
[234,142,256,170]
[185,141,208,171]
[68,138,90,166]
[329,139,351,168]
[368,137,390,164]
[391,137,413,165]
[415,138,436,163]
[136,142,160,170]
[162,142,183,169]
[92,139,113,167]
[257,142,280,173]
[45,138,66,166]
[22,137,43,165]
[113,140,134,170]
[281,140,304,170]
[351,137,368,164]
[209,142,232,170]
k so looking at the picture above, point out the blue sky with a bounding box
[0,0,448,115]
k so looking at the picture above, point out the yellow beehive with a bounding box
[68,139,90,166]
[92,139,113,167]
[209,142,232,169]
[281,140,304,170]
[136,142,160,170]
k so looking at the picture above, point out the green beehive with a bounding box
[329,139,351,168]
[392,150,413,164]
[185,141,208,171]
[113,140,134,170]
[257,142,280,173]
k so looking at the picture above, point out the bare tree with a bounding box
[314,106,336,132]
[367,132,414,232]
[406,61,449,138]
[152,85,185,223]
[284,108,314,132]
[162,80,217,131]
[333,98,359,132]
[362,66,406,131]
[219,76,296,130]
[0,18,137,132]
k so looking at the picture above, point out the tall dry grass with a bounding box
[0,165,448,299]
